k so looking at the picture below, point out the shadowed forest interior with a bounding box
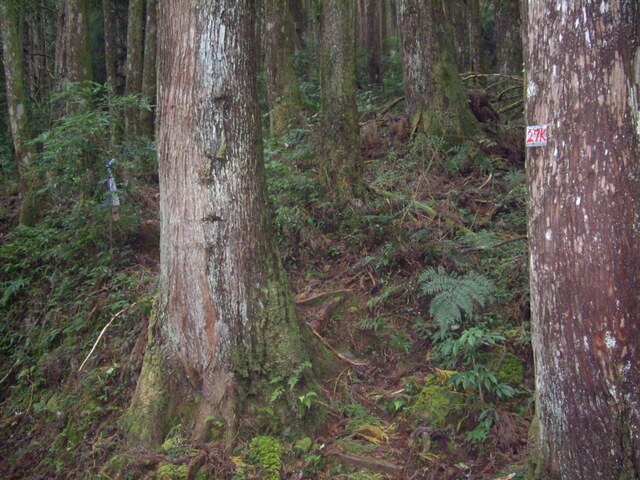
[1,1,638,479]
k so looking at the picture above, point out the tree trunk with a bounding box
[124,0,144,133]
[494,0,523,76]
[123,0,314,448]
[139,0,157,138]
[525,1,640,478]
[397,0,478,138]
[366,0,381,84]
[0,0,37,226]
[467,0,482,75]
[450,0,469,72]
[24,1,53,107]
[55,0,91,95]
[265,0,304,137]
[319,0,362,202]
[103,0,119,90]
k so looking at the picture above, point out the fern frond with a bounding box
[418,267,495,334]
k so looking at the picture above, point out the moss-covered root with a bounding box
[120,345,171,448]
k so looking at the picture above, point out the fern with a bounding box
[418,267,495,339]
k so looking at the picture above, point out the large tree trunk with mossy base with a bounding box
[122,0,317,448]
[0,0,37,226]
[525,1,640,478]
[265,0,304,138]
[319,0,363,202]
[397,0,478,139]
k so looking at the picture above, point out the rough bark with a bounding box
[124,0,144,133]
[54,0,91,95]
[525,1,640,478]
[265,0,304,137]
[397,0,478,138]
[123,0,313,448]
[139,0,157,137]
[320,0,362,202]
[0,0,37,225]
[495,0,523,76]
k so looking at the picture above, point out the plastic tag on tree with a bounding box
[526,125,548,147]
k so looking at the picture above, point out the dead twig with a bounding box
[79,300,142,372]
[295,288,353,305]
[306,323,368,367]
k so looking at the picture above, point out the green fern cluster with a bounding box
[418,266,495,340]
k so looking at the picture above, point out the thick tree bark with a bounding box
[0,0,37,225]
[526,1,640,478]
[55,0,91,95]
[265,0,304,137]
[123,0,313,448]
[139,0,157,137]
[397,0,478,138]
[124,0,144,133]
[495,0,523,76]
[319,0,362,202]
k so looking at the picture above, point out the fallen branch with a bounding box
[379,96,405,115]
[79,300,142,372]
[306,323,368,367]
[461,72,523,83]
[367,184,472,235]
[295,288,353,305]
[460,236,527,253]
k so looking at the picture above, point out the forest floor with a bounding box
[0,88,532,479]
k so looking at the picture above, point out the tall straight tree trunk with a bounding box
[123,0,314,448]
[24,1,52,106]
[55,0,91,96]
[103,0,119,91]
[450,0,469,72]
[139,0,157,137]
[495,0,523,76]
[0,0,37,225]
[526,1,640,478]
[265,0,303,137]
[319,0,362,202]
[366,0,381,84]
[467,0,482,75]
[397,0,478,138]
[124,0,144,133]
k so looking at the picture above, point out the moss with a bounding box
[409,377,465,428]
[120,343,170,447]
[101,454,136,477]
[155,462,188,480]
[525,414,542,480]
[246,435,282,480]
[492,351,525,386]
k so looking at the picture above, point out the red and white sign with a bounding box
[526,124,548,147]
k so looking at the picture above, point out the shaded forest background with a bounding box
[0,1,533,479]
